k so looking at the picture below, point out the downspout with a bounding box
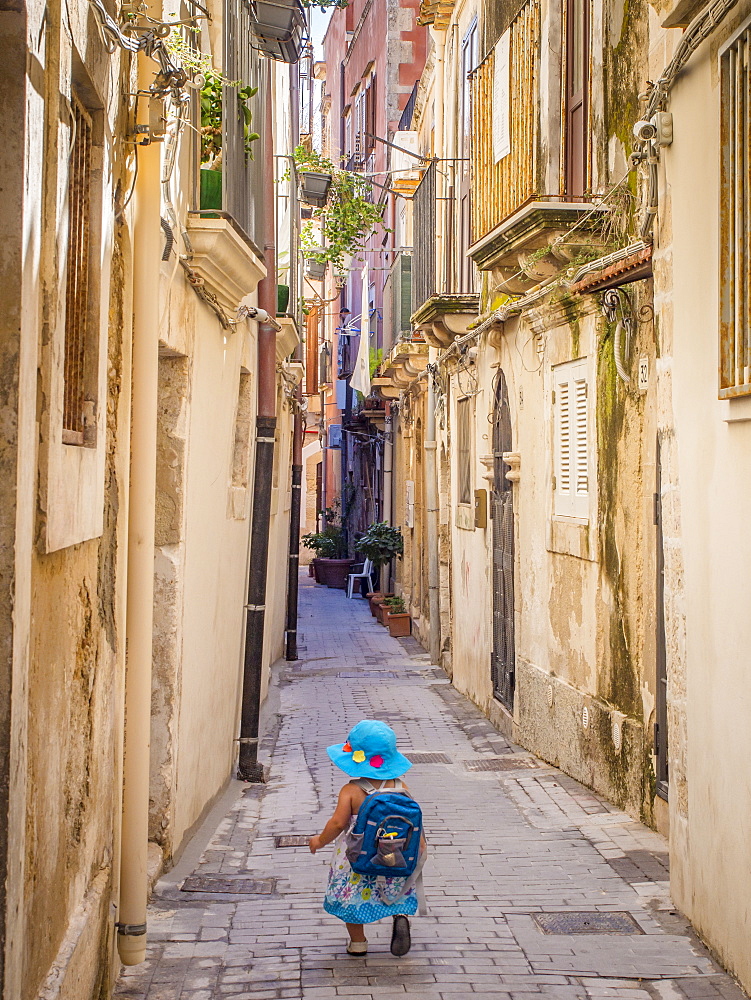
[118,11,161,966]
[238,76,277,782]
[382,407,393,591]
[425,26,445,666]
[285,60,303,662]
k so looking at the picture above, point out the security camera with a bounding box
[633,119,657,142]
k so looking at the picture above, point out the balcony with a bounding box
[411,160,479,348]
[468,0,603,294]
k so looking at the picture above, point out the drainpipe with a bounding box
[382,407,393,591]
[425,26,445,667]
[285,390,303,660]
[285,61,302,662]
[118,13,161,966]
[425,356,440,665]
[238,77,277,782]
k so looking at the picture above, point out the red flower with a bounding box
[369,755,384,768]
[342,741,352,752]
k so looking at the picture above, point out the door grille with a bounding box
[63,96,93,445]
[491,370,515,709]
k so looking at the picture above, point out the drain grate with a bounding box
[464,757,541,771]
[406,752,452,764]
[181,876,276,895]
[274,835,311,848]
[337,670,397,679]
[534,911,643,935]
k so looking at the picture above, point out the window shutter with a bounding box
[553,359,589,519]
[573,370,589,518]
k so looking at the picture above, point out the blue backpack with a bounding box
[345,779,423,878]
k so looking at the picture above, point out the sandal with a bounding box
[346,940,368,956]
[390,915,411,956]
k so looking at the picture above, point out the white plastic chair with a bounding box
[347,558,374,599]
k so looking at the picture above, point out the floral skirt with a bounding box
[323,828,420,925]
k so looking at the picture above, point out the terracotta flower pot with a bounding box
[311,558,322,584]
[366,592,384,616]
[387,612,411,638]
[375,600,394,625]
[316,557,355,589]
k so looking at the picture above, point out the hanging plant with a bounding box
[291,146,389,278]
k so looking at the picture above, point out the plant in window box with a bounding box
[198,70,259,211]
[384,596,411,637]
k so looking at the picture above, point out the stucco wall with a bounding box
[656,9,751,987]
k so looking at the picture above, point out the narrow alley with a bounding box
[114,579,746,1000]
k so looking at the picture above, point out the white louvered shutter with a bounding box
[553,359,589,519]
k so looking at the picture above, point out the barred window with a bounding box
[720,20,751,398]
[457,396,474,504]
[63,95,93,445]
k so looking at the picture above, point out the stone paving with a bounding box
[115,576,748,1000]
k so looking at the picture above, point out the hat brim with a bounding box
[326,743,412,780]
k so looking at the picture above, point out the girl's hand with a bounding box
[309,835,323,854]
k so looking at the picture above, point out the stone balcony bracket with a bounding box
[479,451,521,485]
[468,202,606,296]
[411,294,481,349]
[275,316,301,362]
[377,340,429,391]
[185,215,266,316]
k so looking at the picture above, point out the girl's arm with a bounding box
[309,785,355,853]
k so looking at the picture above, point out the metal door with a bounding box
[491,370,515,709]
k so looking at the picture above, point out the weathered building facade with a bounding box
[362,0,751,989]
[0,0,302,994]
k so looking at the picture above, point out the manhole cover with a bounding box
[406,752,452,764]
[181,876,276,895]
[337,671,397,678]
[465,757,540,771]
[274,835,311,848]
[534,912,643,935]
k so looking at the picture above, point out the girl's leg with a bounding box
[346,921,366,942]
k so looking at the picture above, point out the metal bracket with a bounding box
[116,922,147,936]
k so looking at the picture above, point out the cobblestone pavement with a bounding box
[115,576,748,1000]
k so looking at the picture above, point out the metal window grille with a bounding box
[224,0,268,244]
[412,159,436,313]
[457,396,473,504]
[720,23,751,397]
[63,96,93,445]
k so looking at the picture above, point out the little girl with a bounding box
[309,719,425,956]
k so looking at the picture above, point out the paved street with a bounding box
[115,576,747,1000]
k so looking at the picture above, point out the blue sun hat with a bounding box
[327,719,412,780]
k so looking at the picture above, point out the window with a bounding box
[63,94,94,446]
[719,19,751,398]
[460,19,478,159]
[553,359,589,519]
[564,0,590,197]
[457,395,474,504]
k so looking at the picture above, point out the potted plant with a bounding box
[369,592,394,619]
[301,527,349,587]
[305,256,327,281]
[290,145,389,280]
[384,596,411,637]
[355,522,404,592]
